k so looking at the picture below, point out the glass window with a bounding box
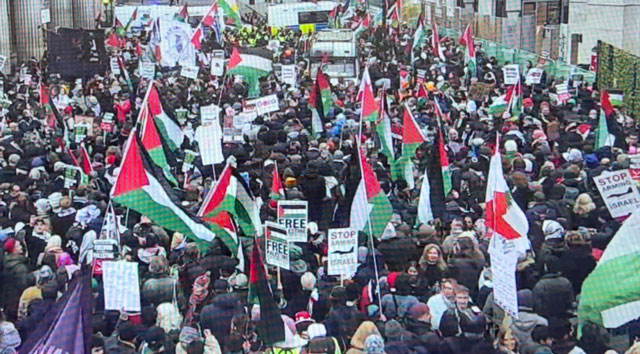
[298,11,330,25]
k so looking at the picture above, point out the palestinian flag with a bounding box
[79,144,94,175]
[310,67,333,120]
[117,56,134,95]
[277,201,307,219]
[411,14,427,63]
[191,26,204,50]
[111,132,221,251]
[220,0,242,25]
[202,1,219,27]
[359,66,379,122]
[248,238,285,345]
[506,78,523,118]
[391,107,425,189]
[416,82,428,99]
[124,7,138,31]
[150,18,162,62]
[350,148,393,238]
[459,24,477,77]
[228,47,273,98]
[139,104,178,186]
[329,4,342,28]
[270,163,285,200]
[437,124,452,196]
[488,95,508,117]
[578,210,640,333]
[596,90,615,149]
[148,84,185,152]
[354,13,371,37]
[431,22,445,61]
[199,163,263,236]
[207,211,243,269]
[376,88,394,162]
[175,4,189,22]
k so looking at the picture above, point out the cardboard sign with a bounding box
[594,170,640,218]
[245,94,279,116]
[195,124,224,166]
[281,65,297,85]
[182,150,199,173]
[110,57,121,75]
[0,55,7,71]
[200,104,221,125]
[101,112,115,131]
[181,65,199,80]
[139,61,155,79]
[102,261,142,312]
[525,68,544,85]
[277,201,308,242]
[503,64,520,85]
[468,82,494,101]
[265,221,290,270]
[93,239,118,259]
[327,228,358,276]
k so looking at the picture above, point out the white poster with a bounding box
[0,55,6,72]
[200,104,221,125]
[503,64,520,85]
[594,169,640,218]
[210,58,225,76]
[93,239,118,259]
[139,61,155,79]
[41,8,51,24]
[181,65,199,80]
[489,235,519,319]
[245,94,279,116]
[525,68,543,85]
[327,228,358,276]
[182,149,199,173]
[277,201,308,242]
[281,65,297,86]
[195,124,224,166]
[159,19,197,68]
[102,261,141,312]
[110,57,121,75]
[265,221,290,270]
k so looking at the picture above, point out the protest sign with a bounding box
[102,261,141,312]
[101,112,114,131]
[181,65,199,80]
[503,64,520,85]
[630,155,640,183]
[182,150,199,173]
[200,104,221,125]
[489,235,520,319]
[556,83,571,103]
[233,112,256,132]
[0,55,7,71]
[265,222,290,270]
[110,57,120,75]
[245,94,279,116]
[416,69,426,84]
[175,108,188,124]
[281,65,297,85]
[139,61,155,79]
[93,239,118,259]
[222,115,243,143]
[594,170,640,218]
[468,82,494,101]
[210,49,225,76]
[277,201,308,242]
[195,124,224,166]
[41,8,51,24]
[64,167,79,188]
[327,228,358,276]
[525,68,544,85]
[20,73,32,85]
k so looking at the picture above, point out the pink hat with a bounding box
[3,238,16,253]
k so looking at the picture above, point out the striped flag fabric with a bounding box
[411,14,427,63]
[309,68,333,136]
[459,23,477,77]
[359,66,379,122]
[437,123,452,197]
[79,144,94,175]
[506,77,523,118]
[431,22,446,61]
[111,132,225,251]
[139,102,178,186]
[277,201,307,219]
[391,106,425,189]
[148,84,185,152]
[350,148,393,238]
[198,162,263,237]
[227,47,273,97]
[596,90,615,149]
[220,0,242,25]
[488,95,508,117]
[376,87,394,161]
[416,166,433,226]
[270,163,285,201]
[124,7,138,31]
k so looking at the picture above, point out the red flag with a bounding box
[202,1,219,27]
[270,163,284,200]
[80,144,95,175]
[40,83,50,106]
[601,90,615,117]
[191,26,203,50]
[459,24,476,58]
[180,4,189,19]
[106,33,123,48]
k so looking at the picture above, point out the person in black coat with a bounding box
[560,231,596,295]
[532,255,574,320]
[199,291,244,348]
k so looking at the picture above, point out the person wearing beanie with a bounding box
[510,289,549,345]
[1,238,28,321]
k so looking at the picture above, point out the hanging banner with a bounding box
[159,19,196,68]
[102,261,142,312]
[503,64,520,85]
[265,221,290,270]
[277,200,308,242]
[327,228,358,276]
[594,169,640,218]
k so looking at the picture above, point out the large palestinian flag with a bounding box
[376,88,394,162]
[391,107,425,189]
[350,148,393,238]
[110,132,237,252]
[458,24,477,77]
[148,84,185,152]
[198,163,263,236]
[139,104,178,186]
[359,66,379,122]
[220,0,242,25]
[309,67,333,136]
[228,47,273,97]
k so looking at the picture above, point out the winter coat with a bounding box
[381,293,419,320]
[345,321,380,354]
[532,273,574,319]
[510,311,549,345]
[1,254,29,320]
[199,293,244,347]
[560,245,596,295]
[142,276,181,307]
[325,304,365,344]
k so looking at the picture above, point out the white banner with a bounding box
[327,228,358,276]
[245,94,280,116]
[159,19,196,68]
[594,169,640,218]
[277,200,308,242]
[265,221,290,270]
[102,261,141,312]
[525,68,543,85]
[195,124,224,166]
[181,65,199,80]
[503,64,520,85]
[281,65,297,85]
[139,61,155,79]
[489,235,519,319]
[110,57,120,75]
[210,58,224,76]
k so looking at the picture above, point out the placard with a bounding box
[327,228,358,276]
[503,64,520,85]
[195,124,224,166]
[416,69,426,84]
[20,73,32,85]
[277,201,308,242]
[64,167,79,188]
[489,235,520,319]
[629,155,640,183]
[175,108,188,124]
[468,82,494,101]
[222,115,243,143]
[200,104,221,125]
[181,65,199,80]
[139,61,155,79]
[0,55,7,71]
[182,150,199,173]
[41,8,51,24]
[556,83,571,103]
[93,239,118,259]
[265,221,290,270]
[101,112,114,131]
[245,94,279,116]
[102,261,142,312]
[210,58,224,76]
[110,57,121,75]
[594,170,640,218]
[525,68,544,85]
[281,65,297,85]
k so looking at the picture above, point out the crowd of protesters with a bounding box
[1,4,640,354]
